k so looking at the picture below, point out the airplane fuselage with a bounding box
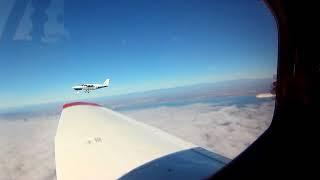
[73,84,107,91]
[72,79,110,93]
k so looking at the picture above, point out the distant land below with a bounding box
[95,78,273,111]
[0,78,273,119]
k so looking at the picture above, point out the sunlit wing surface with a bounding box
[55,102,230,180]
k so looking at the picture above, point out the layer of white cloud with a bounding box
[0,101,273,179]
[0,116,58,180]
[123,102,274,158]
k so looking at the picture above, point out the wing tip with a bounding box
[63,102,102,109]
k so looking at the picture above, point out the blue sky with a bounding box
[0,0,277,109]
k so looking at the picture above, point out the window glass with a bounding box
[0,0,277,179]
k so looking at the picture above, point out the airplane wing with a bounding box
[55,102,230,180]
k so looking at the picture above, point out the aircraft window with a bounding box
[0,0,277,179]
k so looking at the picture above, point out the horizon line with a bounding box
[0,77,273,111]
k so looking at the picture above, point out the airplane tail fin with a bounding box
[103,79,110,86]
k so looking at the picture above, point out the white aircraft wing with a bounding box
[55,102,230,180]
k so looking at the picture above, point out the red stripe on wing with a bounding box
[63,102,102,109]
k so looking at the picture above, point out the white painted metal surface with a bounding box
[55,103,196,180]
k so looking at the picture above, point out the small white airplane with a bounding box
[72,79,110,93]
